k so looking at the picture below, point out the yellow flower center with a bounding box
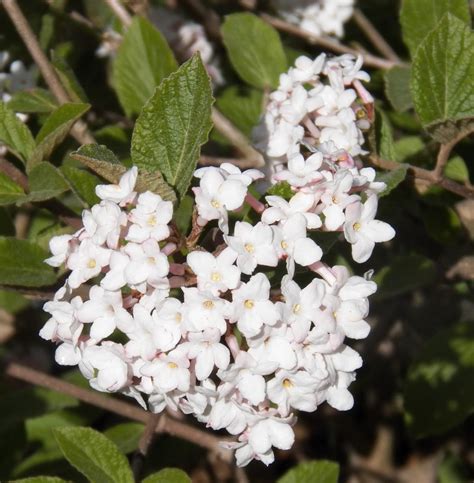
[211,272,222,282]
[211,199,221,209]
[147,215,157,226]
[353,222,362,232]
[244,243,254,253]
[203,300,214,310]
[148,257,156,264]
[283,378,293,389]
[87,259,97,269]
[167,362,178,369]
[281,240,288,250]
[244,299,254,309]
[293,304,301,314]
[175,313,182,323]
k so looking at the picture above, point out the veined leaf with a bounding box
[142,468,191,483]
[131,54,213,199]
[0,101,35,162]
[113,16,178,116]
[0,172,25,205]
[19,162,69,204]
[278,460,340,483]
[7,88,58,114]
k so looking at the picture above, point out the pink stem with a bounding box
[169,276,187,288]
[162,242,177,256]
[169,263,185,276]
[245,193,265,214]
[309,261,337,286]
[225,334,241,359]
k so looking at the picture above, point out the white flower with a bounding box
[141,353,191,393]
[344,194,395,263]
[182,288,230,334]
[55,342,82,366]
[248,331,297,371]
[66,240,111,289]
[123,239,170,291]
[183,328,230,380]
[225,221,279,275]
[80,342,130,393]
[263,192,321,229]
[231,273,280,337]
[151,297,184,352]
[126,192,173,243]
[82,200,126,248]
[273,214,323,273]
[187,247,240,295]
[95,167,137,205]
[274,152,323,187]
[76,286,133,341]
[45,234,73,267]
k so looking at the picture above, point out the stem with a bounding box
[244,193,265,214]
[352,9,401,63]
[132,413,162,480]
[4,362,232,460]
[2,0,94,145]
[103,0,132,27]
[260,14,401,71]
[211,108,264,166]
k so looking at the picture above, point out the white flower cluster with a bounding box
[254,53,394,263]
[273,0,355,38]
[42,54,394,467]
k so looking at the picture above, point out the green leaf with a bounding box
[0,172,25,205]
[278,460,340,483]
[394,136,425,163]
[54,427,134,483]
[29,103,91,169]
[113,16,178,116]
[103,423,144,454]
[51,52,89,103]
[70,144,176,203]
[222,13,287,89]
[142,468,191,483]
[20,162,69,203]
[411,14,474,142]
[404,321,474,437]
[374,254,436,300]
[384,66,413,112]
[376,165,409,198]
[444,156,470,182]
[376,110,397,161]
[266,181,294,200]
[0,101,36,162]
[61,165,101,207]
[0,289,29,314]
[131,54,213,199]
[0,237,57,287]
[423,205,463,245]
[438,453,471,483]
[310,232,341,255]
[174,194,194,236]
[400,0,471,56]
[10,477,68,483]
[216,86,263,138]
[7,88,58,114]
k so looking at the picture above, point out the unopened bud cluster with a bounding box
[42,54,394,466]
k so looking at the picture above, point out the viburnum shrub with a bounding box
[0,0,473,480]
[41,54,394,466]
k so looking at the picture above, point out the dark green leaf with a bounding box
[29,103,91,169]
[267,181,294,200]
[216,86,263,138]
[384,66,413,112]
[142,468,191,483]
[174,194,194,236]
[0,101,35,162]
[310,232,341,254]
[278,460,340,483]
[54,426,134,483]
[131,54,213,199]
[444,156,469,183]
[51,52,89,103]
[374,254,436,300]
[8,88,58,114]
[0,172,25,205]
[423,205,463,245]
[9,477,67,483]
[0,237,57,287]
[376,110,397,161]
[376,165,409,197]
[20,162,70,203]
[113,16,178,116]
[400,0,471,55]
[0,289,29,314]
[222,13,287,89]
[103,423,144,455]
[411,14,474,142]
[404,321,474,437]
[70,144,176,203]
[61,165,101,207]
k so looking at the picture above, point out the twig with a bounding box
[0,158,28,190]
[4,362,232,461]
[260,13,400,71]
[2,0,95,145]
[103,0,132,27]
[211,108,264,166]
[0,286,56,300]
[132,413,162,479]
[352,9,401,63]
